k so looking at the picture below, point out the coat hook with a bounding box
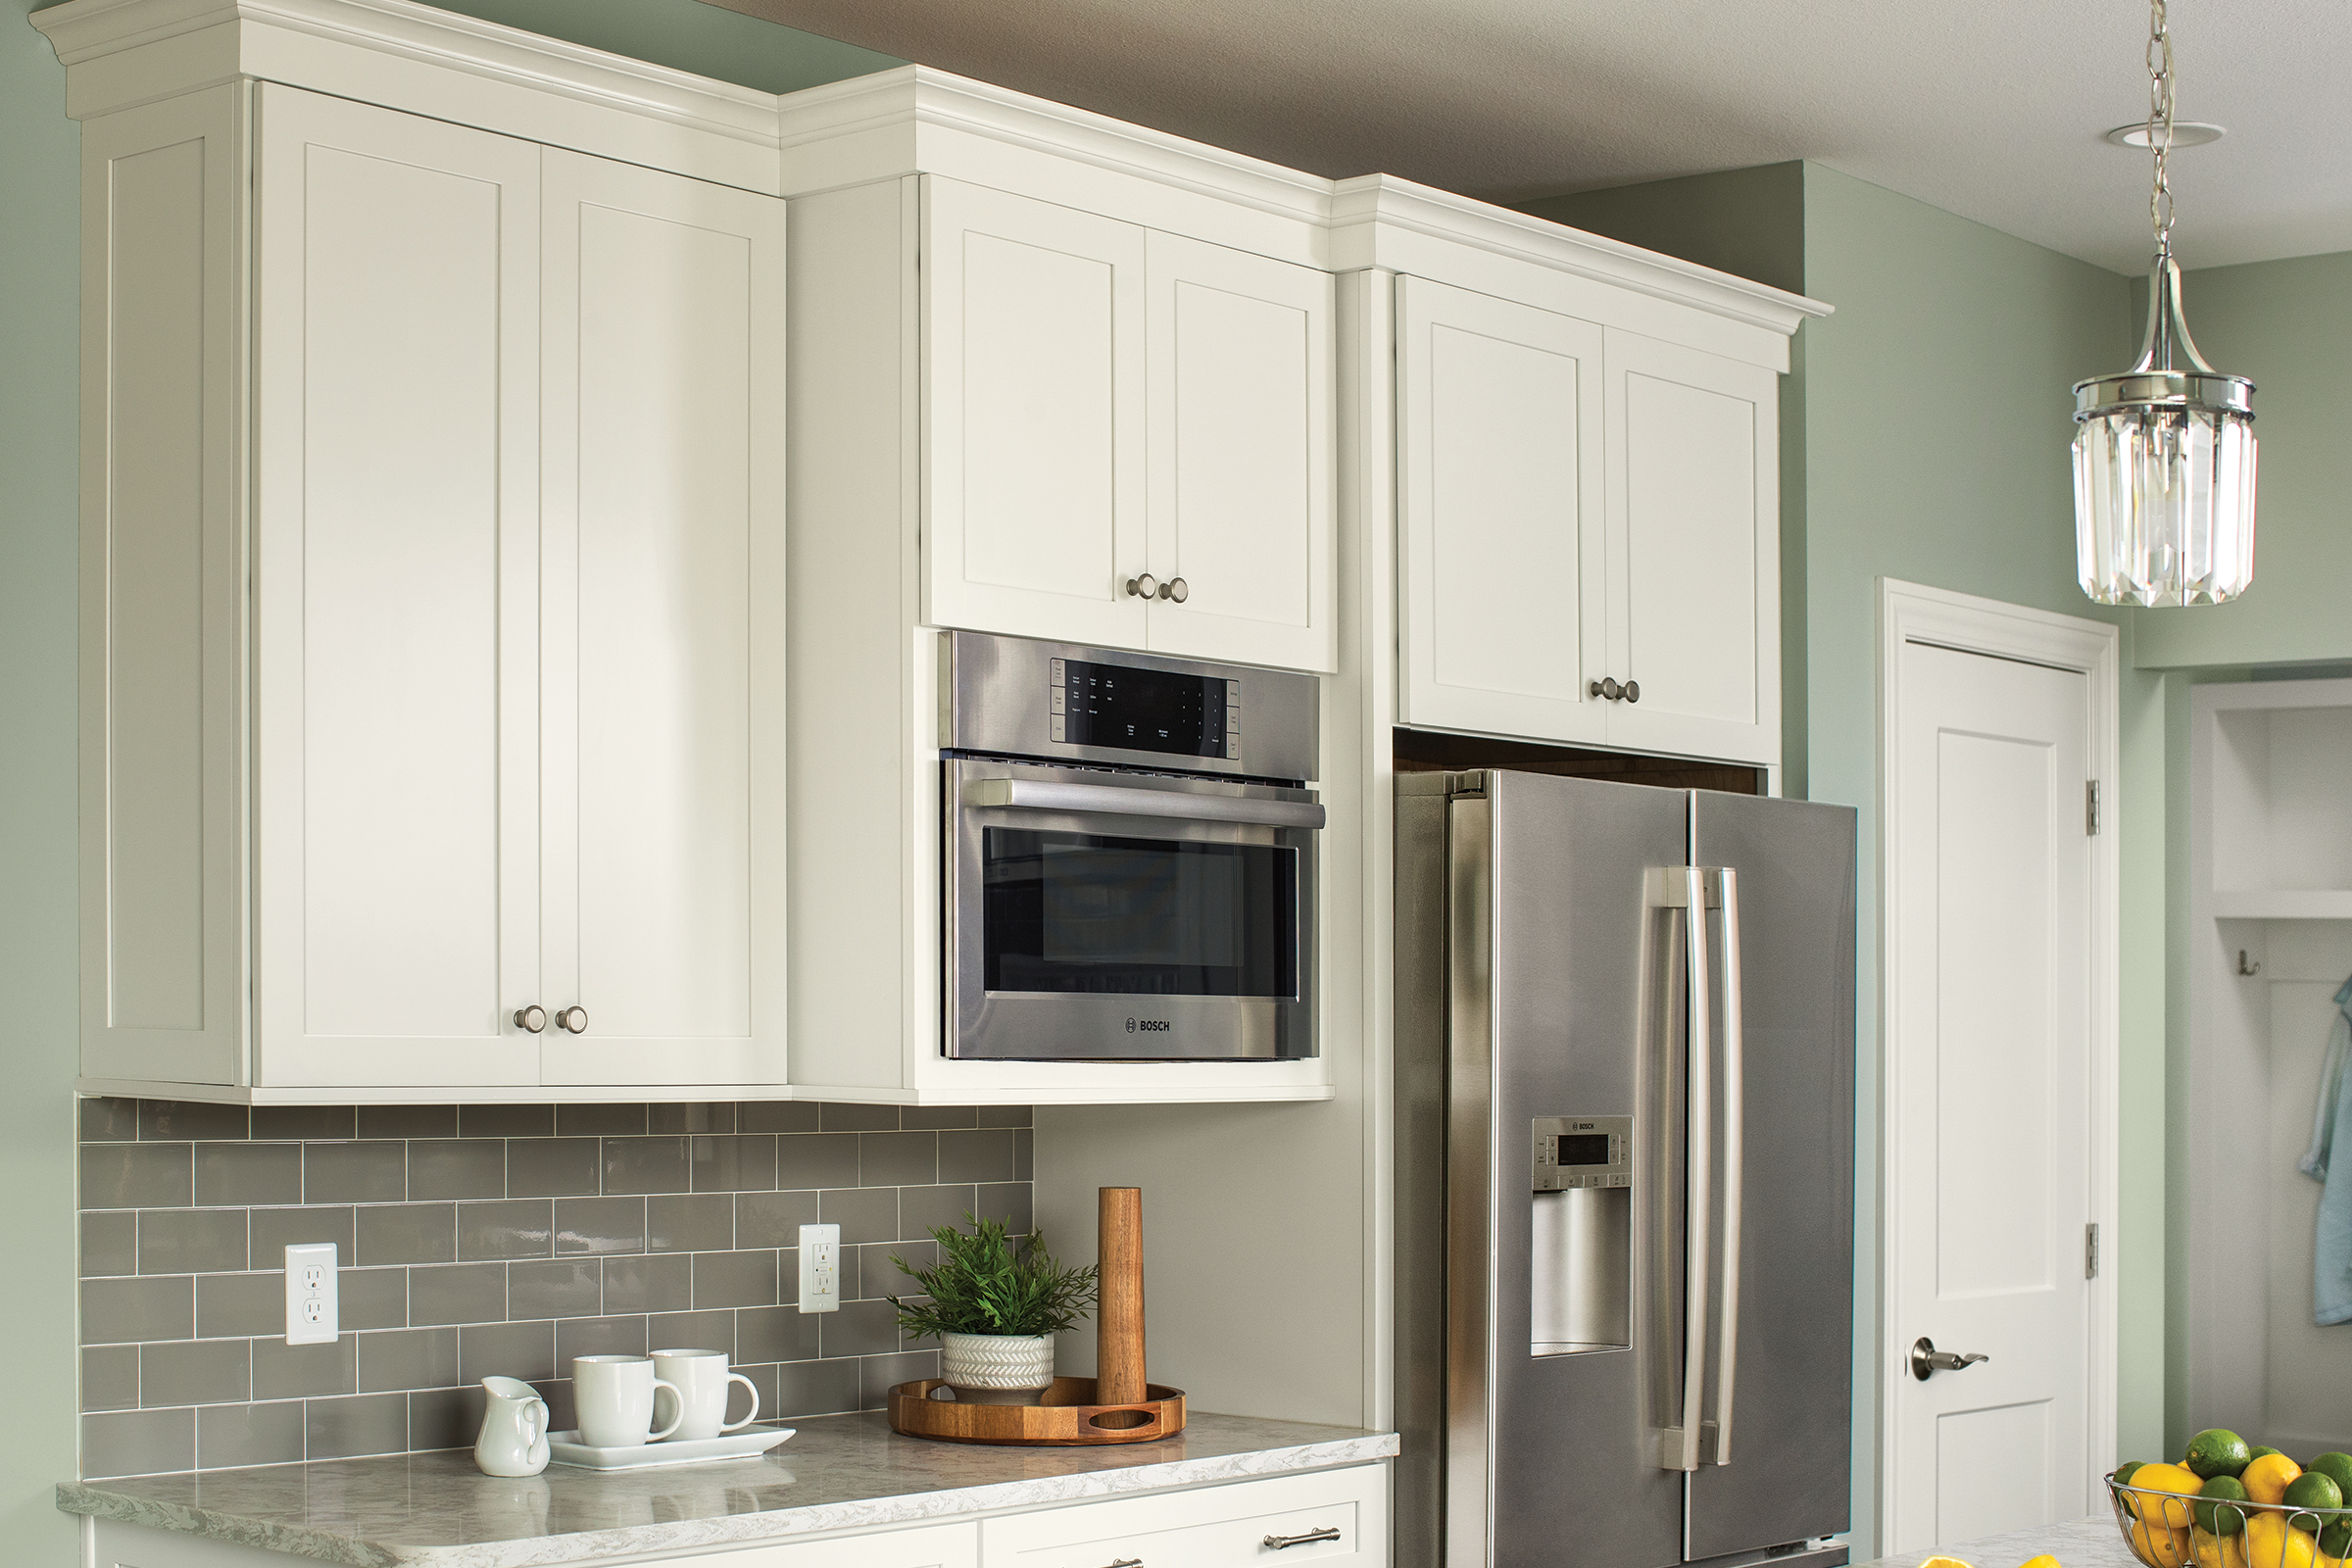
[2238,950,2263,977]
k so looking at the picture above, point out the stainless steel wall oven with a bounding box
[943,632,1322,1061]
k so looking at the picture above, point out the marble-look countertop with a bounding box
[58,1411,1398,1568]
[1851,1512,2134,1568]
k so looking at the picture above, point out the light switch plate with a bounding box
[798,1223,841,1314]
[284,1242,338,1345]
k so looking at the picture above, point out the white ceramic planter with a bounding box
[939,1331,1054,1403]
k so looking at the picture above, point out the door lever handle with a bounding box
[1910,1336,1988,1381]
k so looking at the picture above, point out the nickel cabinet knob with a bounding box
[1623,679,1640,704]
[1158,576,1189,604]
[513,1004,548,1034]
[1124,573,1158,600]
[1590,676,1623,701]
[555,1005,589,1034]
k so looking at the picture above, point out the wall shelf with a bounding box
[2212,891,2352,920]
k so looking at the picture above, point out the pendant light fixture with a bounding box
[2072,0,2257,608]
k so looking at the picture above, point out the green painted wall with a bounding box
[1542,164,2160,1550]
[2129,252,2352,671]
[2,3,895,1558]
[4,2,90,1560]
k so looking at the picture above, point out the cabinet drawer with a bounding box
[980,1465,1385,1568]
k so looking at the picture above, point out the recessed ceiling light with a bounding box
[2105,121,2226,148]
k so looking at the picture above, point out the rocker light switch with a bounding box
[798,1223,841,1314]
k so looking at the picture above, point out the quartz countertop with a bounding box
[57,1410,1397,1568]
[1851,1512,2134,1568]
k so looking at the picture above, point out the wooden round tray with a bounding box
[886,1377,1187,1446]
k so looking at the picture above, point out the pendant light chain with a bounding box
[2147,0,2176,256]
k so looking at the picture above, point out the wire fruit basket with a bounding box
[2107,1476,2352,1568]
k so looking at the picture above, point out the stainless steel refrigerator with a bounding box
[1395,770,1856,1568]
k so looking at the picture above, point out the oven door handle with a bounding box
[961,777,1326,830]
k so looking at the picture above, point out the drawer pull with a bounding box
[1099,1559,1143,1567]
[1264,1527,1342,1550]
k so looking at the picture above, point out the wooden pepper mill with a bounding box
[1098,1186,1147,1404]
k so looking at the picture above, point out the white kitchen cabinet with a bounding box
[921,176,1336,672]
[77,81,788,1097]
[86,1516,979,1568]
[979,1465,1387,1568]
[1598,326,1780,763]
[1395,278,1781,765]
[1396,275,1608,747]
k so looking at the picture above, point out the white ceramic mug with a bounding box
[651,1348,761,1441]
[473,1375,550,1477]
[572,1355,683,1448]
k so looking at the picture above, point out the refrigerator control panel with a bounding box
[1532,1115,1632,1191]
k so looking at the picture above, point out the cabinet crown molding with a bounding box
[1332,174,1830,340]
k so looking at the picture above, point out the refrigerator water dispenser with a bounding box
[1529,1115,1632,1355]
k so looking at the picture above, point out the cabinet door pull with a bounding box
[1124,573,1159,600]
[1264,1526,1342,1549]
[555,1005,589,1034]
[513,1005,547,1033]
[1158,575,1189,604]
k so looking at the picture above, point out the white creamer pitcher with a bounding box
[473,1375,551,1477]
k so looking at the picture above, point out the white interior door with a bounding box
[251,85,541,1088]
[1888,638,2096,1548]
[922,175,1148,649]
[538,148,788,1087]
[1140,229,1334,671]
[1395,276,1607,745]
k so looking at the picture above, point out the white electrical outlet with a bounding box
[798,1223,841,1314]
[284,1242,339,1345]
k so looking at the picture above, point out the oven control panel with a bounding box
[1050,656,1241,766]
[1532,1115,1632,1192]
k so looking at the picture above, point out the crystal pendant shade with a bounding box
[2071,256,2257,607]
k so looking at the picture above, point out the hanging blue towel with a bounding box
[2299,976,2352,1325]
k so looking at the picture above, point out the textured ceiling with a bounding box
[703,0,2352,273]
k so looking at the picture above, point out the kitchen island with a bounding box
[59,1409,1396,1567]
[1852,1513,2135,1568]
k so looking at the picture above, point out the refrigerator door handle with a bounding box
[1651,864,1712,1473]
[1706,866,1744,1466]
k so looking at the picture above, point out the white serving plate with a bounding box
[547,1426,796,1470]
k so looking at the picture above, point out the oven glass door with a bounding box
[950,760,1318,1060]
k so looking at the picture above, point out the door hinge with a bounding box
[2085,780,2100,836]
[2085,1221,2101,1279]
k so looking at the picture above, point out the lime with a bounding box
[2196,1476,2252,1536]
[2320,1521,2352,1561]
[2286,1472,2344,1521]
[2190,1431,2257,1480]
[2311,1454,2352,1496]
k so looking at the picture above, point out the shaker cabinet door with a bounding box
[1140,230,1335,671]
[1396,276,1608,745]
[922,175,1149,650]
[536,150,789,1088]
[250,85,543,1088]
[1599,327,1780,764]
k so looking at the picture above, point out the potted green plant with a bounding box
[888,1213,1100,1403]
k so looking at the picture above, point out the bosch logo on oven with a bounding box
[1126,1018,1172,1034]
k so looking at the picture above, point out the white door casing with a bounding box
[537,148,788,1087]
[252,84,542,1088]
[1395,275,1608,745]
[1879,579,2120,1551]
[1141,229,1336,672]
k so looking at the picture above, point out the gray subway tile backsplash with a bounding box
[77,1098,1031,1475]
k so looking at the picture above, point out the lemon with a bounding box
[2197,1527,2253,1568]
[2018,1556,2062,1568]
[2246,1511,2319,1568]
[2192,1432,2258,1480]
[2137,1465,2214,1527]
[1918,1557,1977,1568]
[2248,1455,2307,1508]
[2134,1520,2193,1568]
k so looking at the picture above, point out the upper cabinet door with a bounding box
[537,150,789,1089]
[1396,277,1608,745]
[1141,232,1336,671]
[1600,328,1780,764]
[250,86,542,1087]
[923,176,1149,649]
